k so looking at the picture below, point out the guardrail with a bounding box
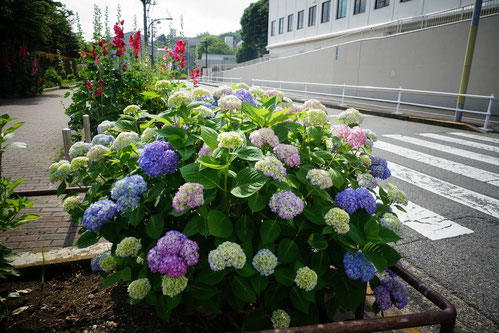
[200,76,241,84]
[251,78,494,131]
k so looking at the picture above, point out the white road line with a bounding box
[375,141,499,185]
[383,134,499,166]
[448,132,499,144]
[397,201,473,240]
[419,133,499,153]
[389,162,499,219]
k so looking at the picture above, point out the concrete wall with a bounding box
[221,14,499,114]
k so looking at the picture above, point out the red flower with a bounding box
[98,39,106,47]
[129,31,141,59]
[195,68,200,76]
[96,88,102,96]
[194,80,198,85]
[123,65,127,72]
[98,79,103,86]
[121,20,124,26]
[86,81,92,89]
[31,57,38,76]
[175,40,186,53]
[102,47,108,55]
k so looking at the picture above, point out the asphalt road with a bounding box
[198,83,499,331]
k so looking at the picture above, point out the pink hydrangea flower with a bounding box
[347,126,366,149]
[332,125,351,139]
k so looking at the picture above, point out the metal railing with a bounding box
[200,76,241,85]
[231,0,499,65]
[251,78,494,131]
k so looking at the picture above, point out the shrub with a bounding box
[55,88,408,329]
[0,45,43,98]
[42,67,62,88]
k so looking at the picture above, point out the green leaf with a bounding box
[303,206,324,225]
[238,262,258,277]
[197,270,227,285]
[183,216,200,236]
[248,191,269,213]
[121,267,132,281]
[277,238,299,263]
[198,156,229,170]
[155,295,172,321]
[347,224,367,246]
[329,169,345,189]
[290,286,310,313]
[364,218,380,240]
[306,126,322,145]
[311,251,330,276]
[200,126,219,149]
[235,146,264,161]
[157,126,188,140]
[74,232,99,249]
[146,215,164,239]
[180,163,220,190]
[264,283,287,309]
[56,181,66,196]
[378,226,402,244]
[231,276,256,303]
[231,168,267,198]
[378,244,402,267]
[260,220,280,244]
[207,209,233,238]
[363,250,388,272]
[275,267,294,286]
[129,207,144,226]
[251,275,268,294]
[307,233,328,250]
[241,103,265,127]
[332,273,366,311]
[188,282,221,300]
[244,309,268,331]
[235,216,254,242]
[101,271,121,288]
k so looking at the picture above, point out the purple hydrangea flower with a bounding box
[198,143,214,157]
[172,183,204,212]
[381,279,408,309]
[249,128,279,148]
[373,285,392,311]
[269,191,304,219]
[110,175,148,213]
[370,157,391,180]
[147,231,199,277]
[355,188,377,215]
[273,144,300,167]
[335,188,359,214]
[138,141,178,178]
[83,199,117,232]
[343,251,375,282]
[233,88,256,106]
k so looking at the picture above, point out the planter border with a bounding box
[259,264,456,333]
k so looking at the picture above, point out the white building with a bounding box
[267,0,478,56]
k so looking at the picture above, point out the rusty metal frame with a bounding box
[260,264,456,333]
[13,187,89,197]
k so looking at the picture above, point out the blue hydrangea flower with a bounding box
[83,199,117,232]
[373,285,392,311]
[69,142,90,159]
[343,251,375,282]
[370,157,391,180]
[193,96,217,108]
[111,175,147,213]
[233,88,256,106]
[269,191,304,219]
[355,188,377,215]
[334,188,359,214]
[381,279,408,309]
[91,134,114,148]
[138,141,178,178]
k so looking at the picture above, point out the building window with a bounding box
[375,0,390,9]
[271,20,276,36]
[337,0,347,19]
[278,17,284,34]
[400,0,412,2]
[321,1,331,23]
[308,6,317,26]
[287,14,294,32]
[297,10,304,29]
[354,0,366,14]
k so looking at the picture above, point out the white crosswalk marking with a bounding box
[449,132,499,144]
[375,141,499,185]
[419,133,499,153]
[388,162,499,219]
[396,202,474,240]
[383,134,499,166]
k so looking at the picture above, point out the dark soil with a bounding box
[0,262,243,333]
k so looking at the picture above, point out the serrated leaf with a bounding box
[260,220,280,244]
[146,215,164,239]
[275,267,294,286]
[207,209,233,238]
[180,163,220,189]
[231,168,267,198]
[198,156,229,170]
[277,238,299,263]
[200,126,219,149]
[236,146,264,161]
[74,232,99,249]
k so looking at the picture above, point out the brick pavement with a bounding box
[0,89,82,254]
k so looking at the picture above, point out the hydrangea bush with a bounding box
[55,85,408,330]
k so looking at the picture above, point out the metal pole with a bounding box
[204,41,208,76]
[82,115,91,143]
[341,83,346,105]
[141,0,148,59]
[151,23,155,66]
[395,87,402,114]
[481,94,494,131]
[455,0,483,122]
[62,128,72,161]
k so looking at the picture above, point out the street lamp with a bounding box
[149,17,173,65]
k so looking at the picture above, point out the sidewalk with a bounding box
[0,89,82,254]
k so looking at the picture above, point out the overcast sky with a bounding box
[59,0,256,40]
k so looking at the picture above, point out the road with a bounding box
[198,83,499,331]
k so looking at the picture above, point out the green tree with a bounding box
[235,43,258,63]
[240,0,268,57]
[195,35,233,60]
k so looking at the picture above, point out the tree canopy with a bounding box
[0,0,79,57]
[195,35,233,60]
[235,43,258,63]
[240,0,268,58]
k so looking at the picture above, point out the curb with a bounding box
[12,242,111,269]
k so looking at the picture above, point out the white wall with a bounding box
[223,14,499,114]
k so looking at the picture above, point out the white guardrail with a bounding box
[200,76,494,131]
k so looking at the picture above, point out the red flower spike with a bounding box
[86,81,92,89]
[96,88,102,96]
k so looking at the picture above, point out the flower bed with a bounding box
[52,83,412,330]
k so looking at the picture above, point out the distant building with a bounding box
[224,36,235,49]
[200,54,237,72]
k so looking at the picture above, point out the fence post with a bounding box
[395,87,402,114]
[62,128,72,161]
[341,83,346,105]
[481,94,494,131]
[83,115,92,143]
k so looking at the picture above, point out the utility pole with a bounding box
[202,41,208,77]
[140,0,149,58]
[455,0,483,122]
[149,18,172,66]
